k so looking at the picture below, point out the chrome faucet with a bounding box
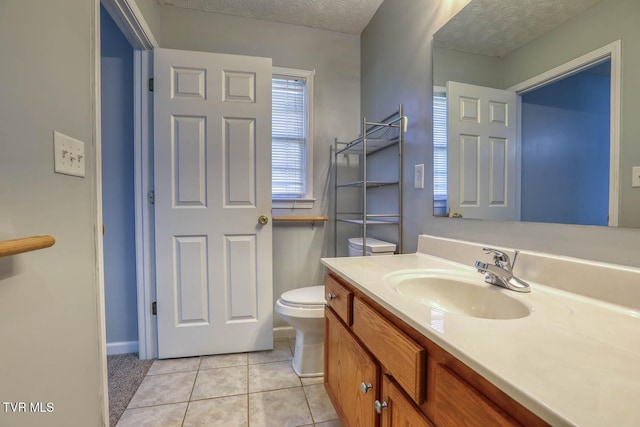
[475,248,530,293]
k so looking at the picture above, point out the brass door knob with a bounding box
[258,214,269,225]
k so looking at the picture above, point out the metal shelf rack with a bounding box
[333,104,407,256]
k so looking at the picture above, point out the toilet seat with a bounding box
[279,285,325,309]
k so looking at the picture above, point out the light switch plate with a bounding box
[54,131,85,177]
[414,164,424,189]
[633,166,640,188]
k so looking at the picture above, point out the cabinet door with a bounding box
[432,363,518,426]
[380,375,433,427]
[325,307,378,427]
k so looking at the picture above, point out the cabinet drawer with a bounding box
[324,274,353,325]
[353,297,426,404]
[433,363,518,427]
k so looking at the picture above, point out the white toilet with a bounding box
[276,237,396,377]
[348,237,397,256]
[275,285,326,377]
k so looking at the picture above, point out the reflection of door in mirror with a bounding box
[434,59,612,226]
[445,81,517,221]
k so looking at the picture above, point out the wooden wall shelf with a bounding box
[272,216,329,228]
[0,235,56,257]
[272,216,329,223]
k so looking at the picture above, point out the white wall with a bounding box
[362,0,640,268]
[157,6,361,327]
[131,0,162,44]
[101,5,139,348]
[433,47,503,88]
[0,1,104,426]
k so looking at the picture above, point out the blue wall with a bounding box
[521,64,610,226]
[101,5,138,347]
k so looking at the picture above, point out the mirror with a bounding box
[432,0,640,228]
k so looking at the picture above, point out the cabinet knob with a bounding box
[374,400,388,414]
[360,382,372,394]
[327,293,337,301]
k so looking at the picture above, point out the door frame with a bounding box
[508,40,621,226]
[94,0,158,420]
[131,50,156,359]
[96,0,158,401]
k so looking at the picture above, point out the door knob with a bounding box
[258,214,269,225]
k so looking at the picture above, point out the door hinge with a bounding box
[152,301,157,315]
[148,78,154,92]
[148,190,155,204]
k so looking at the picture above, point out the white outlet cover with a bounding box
[414,163,425,189]
[633,166,640,188]
[54,131,85,177]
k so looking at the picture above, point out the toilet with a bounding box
[275,285,326,377]
[348,237,397,256]
[276,237,396,377]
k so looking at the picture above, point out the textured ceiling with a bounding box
[157,0,384,34]
[434,0,603,57]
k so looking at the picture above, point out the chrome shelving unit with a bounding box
[333,104,407,256]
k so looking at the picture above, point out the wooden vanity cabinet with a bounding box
[430,362,516,426]
[325,307,378,426]
[380,375,433,427]
[325,273,353,325]
[323,271,548,427]
[353,297,426,404]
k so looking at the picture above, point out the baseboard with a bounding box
[108,330,293,355]
[106,340,139,355]
[273,326,295,340]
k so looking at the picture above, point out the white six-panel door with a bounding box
[447,81,518,221]
[154,48,273,358]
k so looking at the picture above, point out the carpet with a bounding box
[107,353,154,427]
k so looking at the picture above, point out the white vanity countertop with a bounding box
[321,253,640,427]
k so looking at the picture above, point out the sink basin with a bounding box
[385,270,531,320]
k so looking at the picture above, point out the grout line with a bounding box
[302,383,316,425]
[179,401,188,427]
[248,383,305,396]
[124,401,191,410]
[180,357,202,427]
[246,351,251,426]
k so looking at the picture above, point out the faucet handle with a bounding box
[482,247,519,271]
[482,247,510,268]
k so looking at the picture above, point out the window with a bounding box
[433,90,448,204]
[272,67,314,208]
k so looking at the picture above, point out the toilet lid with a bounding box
[280,286,325,308]
[348,237,396,253]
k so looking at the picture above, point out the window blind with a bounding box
[433,94,448,201]
[272,77,306,198]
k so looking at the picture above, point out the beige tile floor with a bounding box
[117,338,341,427]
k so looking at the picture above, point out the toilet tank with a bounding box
[348,237,396,256]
